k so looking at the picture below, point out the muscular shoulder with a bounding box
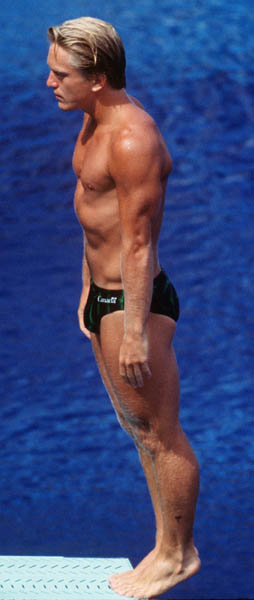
[110,108,163,180]
[113,105,158,151]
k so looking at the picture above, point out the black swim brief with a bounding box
[84,269,180,334]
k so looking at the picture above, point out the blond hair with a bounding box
[48,17,126,89]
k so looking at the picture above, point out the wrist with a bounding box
[124,326,145,339]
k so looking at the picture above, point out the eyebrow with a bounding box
[47,58,68,74]
[47,63,68,77]
[53,69,68,77]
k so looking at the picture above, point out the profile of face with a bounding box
[47,44,98,111]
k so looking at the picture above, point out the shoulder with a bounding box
[128,95,146,110]
[109,108,161,178]
[114,105,159,149]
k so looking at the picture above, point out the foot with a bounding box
[109,547,201,599]
[108,546,160,588]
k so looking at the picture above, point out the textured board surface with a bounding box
[0,556,148,600]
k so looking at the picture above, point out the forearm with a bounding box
[78,242,91,338]
[121,241,154,336]
[79,231,90,289]
[79,249,91,309]
[81,250,90,287]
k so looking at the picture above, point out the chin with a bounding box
[59,105,74,111]
[59,102,80,112]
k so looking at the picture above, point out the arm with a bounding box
[77,234,91,339]
[110,122,163,387]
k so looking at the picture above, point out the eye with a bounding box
[54,71,67,80]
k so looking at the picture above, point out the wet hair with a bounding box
[48,16,126,89]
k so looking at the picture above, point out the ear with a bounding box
[91,73,107,92]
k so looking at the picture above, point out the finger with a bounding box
[120,363,150,388]
[141,361,152,379]
[120,363,137,388]
[133,364,144,388]
[78,314,91,339]
[126,365,138,388]
[134,362,151,388]
[80,323,91,339]
[120,373,133,387]
[119,363,129,385]
[83,329,91,339]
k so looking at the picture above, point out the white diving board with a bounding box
[0,556,148,600]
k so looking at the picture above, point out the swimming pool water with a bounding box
[0,1,253,598]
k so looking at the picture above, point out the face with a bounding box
[47,44,94,111]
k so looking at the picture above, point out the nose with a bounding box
[47,70,57,88]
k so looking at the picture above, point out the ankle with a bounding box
[155,545,184,569]
[158,542,198,572]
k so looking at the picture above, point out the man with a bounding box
[47,17,200,599]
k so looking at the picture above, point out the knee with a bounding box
[119,408,172,456]
[118,415,153,450]
[116,410,155,453]
[129,418,159,456]
[131,417,182,456]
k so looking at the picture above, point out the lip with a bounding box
[54,94,63,100]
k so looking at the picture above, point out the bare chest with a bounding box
[73,121,114,195]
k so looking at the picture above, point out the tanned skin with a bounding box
[47,42,200,599]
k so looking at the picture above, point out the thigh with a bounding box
[90,331,133,433]
[99,311,180,435]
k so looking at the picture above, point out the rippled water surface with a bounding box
[0,1,253,598]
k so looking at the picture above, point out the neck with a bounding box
[85,87,130,124]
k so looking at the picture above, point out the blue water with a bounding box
[0,1,253,598]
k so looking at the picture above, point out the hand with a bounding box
[119,332,152,388]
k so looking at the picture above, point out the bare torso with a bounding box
[73,98,172,288]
